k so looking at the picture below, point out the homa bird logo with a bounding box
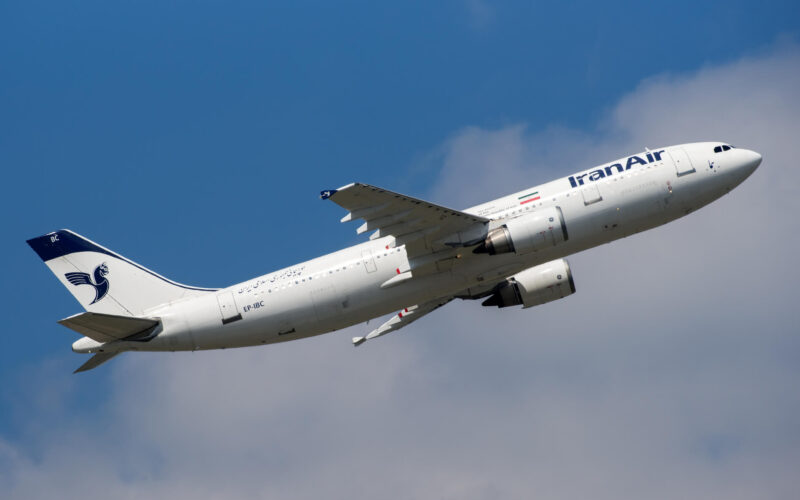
[65,263,110,304]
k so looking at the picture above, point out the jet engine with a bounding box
[482,259,575,308]
[473,206,568,255]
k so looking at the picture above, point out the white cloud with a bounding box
[3,45,800,499]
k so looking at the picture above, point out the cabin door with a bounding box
[668,148,696,176]
[581,184,603,205]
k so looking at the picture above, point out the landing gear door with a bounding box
[668,147,696,176]
[217,292,242,325]
[310,285,343,323]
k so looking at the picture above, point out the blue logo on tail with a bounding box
[65,263,110,304]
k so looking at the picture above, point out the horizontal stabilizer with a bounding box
[59,312,159,343]
[74,352,121,373]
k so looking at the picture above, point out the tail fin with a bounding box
[27,229,217,316]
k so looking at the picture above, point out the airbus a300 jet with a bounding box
[28,142,761,372]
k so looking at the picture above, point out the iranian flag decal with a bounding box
[518,191,540,205]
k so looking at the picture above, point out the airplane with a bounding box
[27,142,761,373]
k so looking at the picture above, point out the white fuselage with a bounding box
[75,142,761,354]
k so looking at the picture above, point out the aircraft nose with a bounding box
[741,148,762,175]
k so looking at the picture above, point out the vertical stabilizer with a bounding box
[27,230,217,316]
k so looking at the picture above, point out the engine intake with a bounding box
[474,206,568,255]
[482,259,576,308]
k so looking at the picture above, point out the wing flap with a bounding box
[58,312,159,343]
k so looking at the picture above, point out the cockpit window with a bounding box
[714,146,722,153]
[713,144,733,153]
[722,145,731,151]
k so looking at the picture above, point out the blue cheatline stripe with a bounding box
[26,229,219,292]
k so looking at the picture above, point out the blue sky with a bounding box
[2,1,799,498]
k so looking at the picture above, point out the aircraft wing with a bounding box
[322,183,489,256]
[352,297,453,346]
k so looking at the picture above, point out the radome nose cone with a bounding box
[744,149,762,174]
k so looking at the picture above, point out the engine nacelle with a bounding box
[474,206,568,255]
[482,259,576,308]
